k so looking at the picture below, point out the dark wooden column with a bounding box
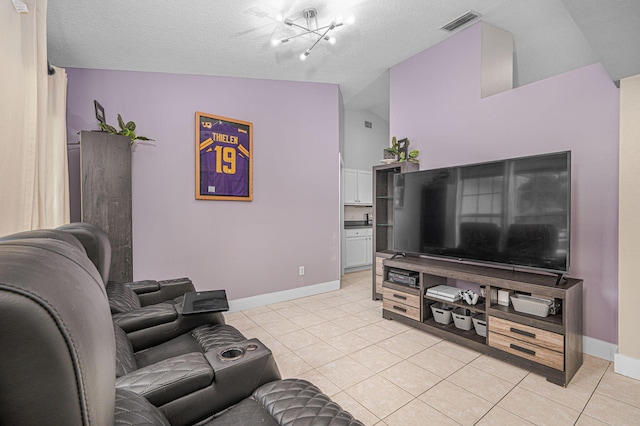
[80,131,132,283]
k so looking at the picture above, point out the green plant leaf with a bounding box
[125,121,136,131]
[409,150,419,158]
[135,136,154,141]
[100,123,118,134]
[117,114,125,130]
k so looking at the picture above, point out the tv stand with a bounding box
[381,256,582,387]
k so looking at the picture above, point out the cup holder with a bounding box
[218,346,246,361]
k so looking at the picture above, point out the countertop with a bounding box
[344,221,372,229]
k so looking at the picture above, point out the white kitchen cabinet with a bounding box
[343,169,372,205]
[345,228,373,268]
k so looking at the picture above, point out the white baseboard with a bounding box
[227,280,340,312]
[614,353,640,380]
[583,335,618,361]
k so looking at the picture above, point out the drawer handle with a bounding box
[393,294,407,301]
[392,305,407,313]
[510,343,536,356]
[510,327,536,339]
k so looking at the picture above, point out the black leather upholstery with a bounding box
[56,222,112,285]
[56,222,227,350]
[0,238,114,425]
[208,379,364,426]
[115,388,171,426]
[0,233,364,426]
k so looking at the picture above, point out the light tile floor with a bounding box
[223,270,640,426]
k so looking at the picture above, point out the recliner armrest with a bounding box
[203,338,281,404]
[127,280,160,294]
[112,303,177,333]
[115,353,213,407]
[137,278,196,307]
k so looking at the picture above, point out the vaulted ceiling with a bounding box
[47,0,640,120]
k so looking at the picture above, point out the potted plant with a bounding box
[384,136,419,162]
[99,114,154,145]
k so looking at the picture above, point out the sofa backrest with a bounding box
[0,237,115,425]
[57,222,112,286]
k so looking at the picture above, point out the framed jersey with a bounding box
[195,112,253,201]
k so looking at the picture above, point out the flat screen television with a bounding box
[393,151,571,274]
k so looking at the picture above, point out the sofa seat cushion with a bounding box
[115,352,213,406]
[108,281,142,313]
[114,388,170,426]
[112,303,177,333]
[208,379,364,426]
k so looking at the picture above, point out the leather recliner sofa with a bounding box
[0,235,363,425]
[55,222,231,350]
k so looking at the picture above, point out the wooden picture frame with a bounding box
[195,112,253,201]
[397,138,409,162]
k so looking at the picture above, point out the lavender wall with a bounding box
[66,69,340,300]
[390,23,620,344]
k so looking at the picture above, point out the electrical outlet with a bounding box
[299,266,305,276]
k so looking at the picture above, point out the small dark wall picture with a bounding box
[94,100,105,125]
[397,138,409,161]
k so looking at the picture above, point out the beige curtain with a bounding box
[0,0,69,236]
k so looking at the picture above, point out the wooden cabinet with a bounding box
[381,256,583,386]
[344,169,372,205]
[80,131,132,283]
[371,162,419,300]
[345,228,372,268]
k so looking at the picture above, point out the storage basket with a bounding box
[472,313,487,337]
[510,294,552,318]
[452,308,473,331]
[431,302,453,325]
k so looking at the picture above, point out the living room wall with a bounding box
[66,69,340,303]
[390,23,619,347]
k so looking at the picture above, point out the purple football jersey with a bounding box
[199,120,250,197]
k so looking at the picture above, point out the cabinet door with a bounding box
[366,235,373,265]
[343,169,358,204]
[345,236,368,268]
[357,171,373,205]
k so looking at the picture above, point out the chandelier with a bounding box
[271,8,355,61]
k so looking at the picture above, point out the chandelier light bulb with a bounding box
[300,51,310,61]
[345,16,355,25]
[275,14,283,22]
[328,36,336,45]
[271,39,281,46]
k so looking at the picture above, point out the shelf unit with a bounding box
[381,256,583,386]
[371,162,419,300]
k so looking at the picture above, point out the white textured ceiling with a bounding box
[47,0,640,120]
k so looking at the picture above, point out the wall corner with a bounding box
[481,22,514,98]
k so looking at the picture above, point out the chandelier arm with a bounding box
[305,23,335,56]
[288,22,333,36]
[283,29,321,42]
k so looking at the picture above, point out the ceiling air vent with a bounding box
[364,121,373,129]
[440,10,482,32]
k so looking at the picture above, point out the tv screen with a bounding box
[393,151,570,274]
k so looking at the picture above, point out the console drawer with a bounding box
[383,288,420,309]
[383,298,420,321]
[489,316,564,353]
[489,331,564,370]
